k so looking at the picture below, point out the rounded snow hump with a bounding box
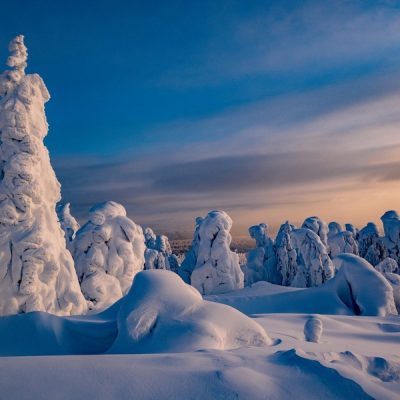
[109,269,271,353]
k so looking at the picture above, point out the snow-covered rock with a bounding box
[143,227,180,272]
[109,269,271,353]
[57,202,79,247]
[189,210,244,295]
[381,210,400,264]
[243,223,280,286]
[328,222,359,258]
[0,36,86,316]
[358,222,387,266]
[304,316,323,343]
[302,216,329,247]
[73,201,145,312]
[331,254,397,316]
[275,222,298,286]
[290,228,335,288]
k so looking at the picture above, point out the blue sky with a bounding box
[2,0,400,237]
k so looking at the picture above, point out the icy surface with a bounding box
[110,269,270,353]
[186,210,244,294]
[73,201,145,312]
[0,36,86,316]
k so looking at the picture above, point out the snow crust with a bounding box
[0,36,86,316]
[110,269,271,353]
[73,201,145,312]
[184,210,244,294]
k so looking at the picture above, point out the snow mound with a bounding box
[330,254,397,316]
[109,269,271,353]
[73,201,145,312]
[187,210,244,294]
[0,36,86,316]
[304,316,323,343]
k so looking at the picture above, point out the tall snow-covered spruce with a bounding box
[0,36,86,315]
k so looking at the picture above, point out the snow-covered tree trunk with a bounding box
[188,210,244,294]
[73,201,145,312]
[0,36,87,316]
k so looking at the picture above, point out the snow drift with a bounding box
[0,36,86,316]
[73,201,145,312]
[110,269,271,353]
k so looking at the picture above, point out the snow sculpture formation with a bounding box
[381,210,400,264]
[327,221,358,258]
[187,210,244,294]
[73,201,145,311]
[143,227,179,272]
[243,223,280,285]
[290,228,335,287]
[0,36,86,316]
[358,222,387,266]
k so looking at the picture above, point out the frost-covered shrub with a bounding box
[188,210,244,295]
[143,227,180,272]
[302,216,328,247]
[109,270,271,353]
[73,201,145,312]
[275,222,298,286]
[242,223,280,286]
[327,221,358,258]
[381,210,400,264]
[57,202,79,246]
[358,222,387,266]
[0,36,86,316]
[290,228,335,288]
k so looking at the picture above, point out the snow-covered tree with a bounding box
[375,257,399,274]
[143,227,180,272]
[275,221,298,286]
[178,216,203,283]
[73,201,145,312]
[0,36,86,316]
[358,222,387,266]
[57,202,79,247]
[327,221,358,258]
[290,228,335,287]
[188,210,244,294]
[381,210,400,264]
[302,216,329,247]
[345,223,359,240]
[242,223,280,285]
